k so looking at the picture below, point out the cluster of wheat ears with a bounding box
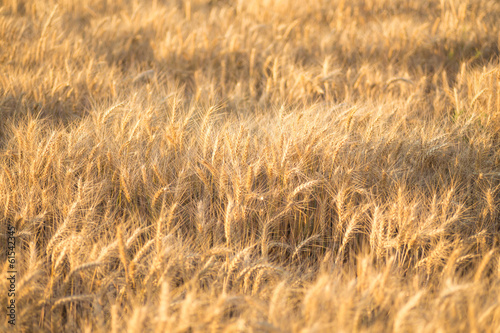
[1,0,500,331]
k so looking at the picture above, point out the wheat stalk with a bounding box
[51,295,94,310]
[117,225,131,289]
[224,198,235,247]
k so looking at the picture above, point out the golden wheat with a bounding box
[1,0,500,331]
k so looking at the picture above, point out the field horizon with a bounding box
[1,0,500,332]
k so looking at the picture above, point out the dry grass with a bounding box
[1,0,500,331]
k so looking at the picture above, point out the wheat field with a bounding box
[0,0,499,331]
